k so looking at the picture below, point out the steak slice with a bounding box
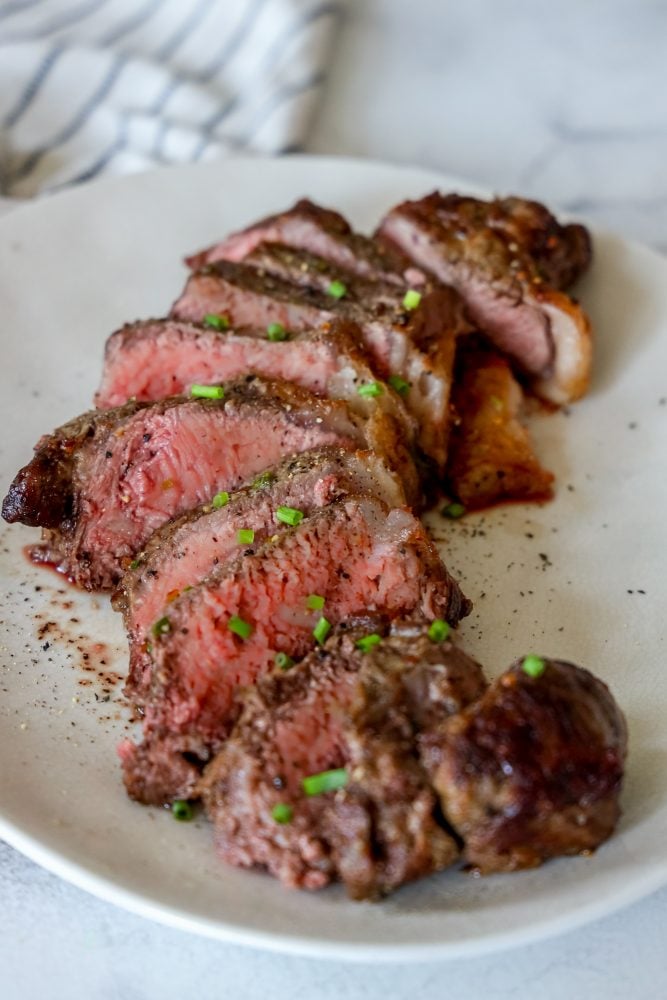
[120,497,472,805]
[172,259,467,471]
[446,339,554,509]
[199,621,487,898]
[115,447,406,705]
[2,379,367,590]
[184,197,420,284]
[94,317,420,505]
[376,192,593,405]
[421,657,627,873]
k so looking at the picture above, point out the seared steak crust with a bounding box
[199,622,486,898]
[422,658,627,873]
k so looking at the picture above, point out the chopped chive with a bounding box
[313,616,331,645]
[442,501,466,519]
[402,289,422,310]
[266,322,288,341]
[212,490,230,509]
[203,313,229,331]
[326,279,347,299]
[152,616,171,638]
[302,767,348,797]
[275,652,295,671]
[276,505,304,527]
[252,470,274,490]
[428,619,450,643]
[171,799,194,821]
[129,558,141,571]
[306,594,325,611]
[271,802,293,824]
[388,374,410,396]
[191,384,224,399]
[228,615,253,640]
[522,654,546,678]
[237,528,255,545]
[357,381,383,398]
[355,633,382,653]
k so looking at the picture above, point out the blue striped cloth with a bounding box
[0,0,341,196]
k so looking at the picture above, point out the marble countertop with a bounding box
[2,1,666,997]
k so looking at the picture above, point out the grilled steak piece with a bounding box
[198,621,487,898]
[422,658,627,873]
[94,318,420,505]
[120,497,472,805]
[446,340,554,509]
[2,379,367,590]
[115,447,406,705]
[376,192,593,405]
[185,197,421,284]
[172,258,467,471]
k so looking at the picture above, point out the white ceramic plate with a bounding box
[0,156,665,962]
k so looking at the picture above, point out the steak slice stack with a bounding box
[120,496,472,805]
[199,620,487,899]
[115,447,406,705]
[2,378,369,590]
[376,191,593,405]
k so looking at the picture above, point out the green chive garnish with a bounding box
[357,381,383,398]
[306,594,325,611]
[428,619,450,643]
[171,800,194,821]
[355,633,382,653]
[212,490,230,508]
[252,471,274,490]
[267,322,288,341]
[388,374,410,396]
[302,768,348,797]
[522,654,546,678]
[203,313,229,330]
[275,652,295,671]
[442,502,466,519]
[276,506,304,527]
[313,616,331,645]
[237,528,255,545]
[228,615,253,640]
[191,384,224,399]
[271,802,293,824]
[152,616,171,638]
[402,289,422,310]
[326,279,347,299]
[129,558,140,571]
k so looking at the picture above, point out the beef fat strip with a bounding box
[95,318,421,506]
[422,656,627,873]
[171,258,466,471]
[377,192,593,405]
[116,448,406,705]
[199,621,487,898]
[2,379,367,590]
[120,496,472,805]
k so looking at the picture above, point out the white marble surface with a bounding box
[2,1,666,997]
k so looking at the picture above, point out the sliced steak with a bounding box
[172,259,467,471]
[446,339,554,509]
[94,317,420,505]
[120,497,472,805]
[3,379,367,590]
[185,197,421,284]
[377,192,593,405]
[115,447,406,705]
[422,657,627,873]
[198,620,487,898]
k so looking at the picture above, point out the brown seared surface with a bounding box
[422,658,627,873]
[199,622,486,898]
[4,379,366,590]
[116,447,406,706]
[121,497,472,805]
[446,339,554,509]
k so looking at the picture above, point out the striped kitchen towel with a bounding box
[0,0,341,197]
